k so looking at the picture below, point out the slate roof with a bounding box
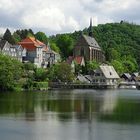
[100,65,120,79]
[121,73,131,79]
[0,40,7,50]
[83,35,100,48]
[131,72,139,77]
[77,74,90,83]
[13,45,22,49]
[85,75,93,82]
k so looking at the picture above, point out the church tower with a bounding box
[73,18,105,63]
[88,18,93,37]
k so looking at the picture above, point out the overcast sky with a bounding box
[0,0,140,35]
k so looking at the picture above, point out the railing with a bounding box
[49,82,118,89]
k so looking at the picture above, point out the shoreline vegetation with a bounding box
[0,52,139,91]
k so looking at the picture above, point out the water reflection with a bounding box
[0,90,140,123]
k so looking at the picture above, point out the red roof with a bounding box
[18,37,45,51]
[67,56,84,65]
[74,56,83,65]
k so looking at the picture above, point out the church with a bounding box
[73,19,105,62]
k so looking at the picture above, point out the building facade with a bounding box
[0,40,12,56]
[19,37,45,67]
[92,64,120,86]
[19,37,60,68]
[0,40,26,61]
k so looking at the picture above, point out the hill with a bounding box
[50,21,140,73]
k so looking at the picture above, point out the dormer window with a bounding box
[110,72,112,75]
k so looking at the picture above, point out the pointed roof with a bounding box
[19,37,45,46]
[99,65,120,79]
[89,18,93,37]
[83,35,100,48]
[19,37,45,51]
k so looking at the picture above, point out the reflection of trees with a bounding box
[0,90,104,121]
[43,93,103,121]
[0,92,36,120]
[100,98,140,123]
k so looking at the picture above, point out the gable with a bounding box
[100,65,120,79]
[75,35,89,47]
[4,41,12,50]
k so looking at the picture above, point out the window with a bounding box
[95,73,100,76]
[110,72,112,75]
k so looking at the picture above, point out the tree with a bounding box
[105,48,121,61]
[56,34,73,58]
[13,32,21,43]
[0,54,23,90]
[111,60,124,75]
[3,29,15,44]
[86,61,100,74]
[47,62,74,82]
[15,29,34,40]
[35,32,48,44]
[50,43,60,53]
[34,68,48,82]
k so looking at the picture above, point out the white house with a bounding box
[19,37,45,67]
[42,43,61,68]
[92,64,120,87]
[0,40,12,56]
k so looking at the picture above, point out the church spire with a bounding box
[89,18,93,37]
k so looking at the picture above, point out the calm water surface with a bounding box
[0,89,140,140]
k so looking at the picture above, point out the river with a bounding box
[0,89,140,140]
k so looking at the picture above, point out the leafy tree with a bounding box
[34,68,48,82]
[27,32,34,38]
[106,48,121,61]
[55,34,73,58]
[47,62,74,82]
[0,54,23,90]
[35,32,48,44]
[15,29,34,40]
[13,32,21,43]
[86,61,100,74]
[23,62,36,71]
[50,43,60,53]
[111,60,124,75]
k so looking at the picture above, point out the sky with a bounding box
[0,0,140,35]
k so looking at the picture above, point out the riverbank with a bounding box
[49,82,140,90]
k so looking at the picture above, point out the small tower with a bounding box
[88,18,93,37]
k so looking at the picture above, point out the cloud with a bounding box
[0,0,140,35]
